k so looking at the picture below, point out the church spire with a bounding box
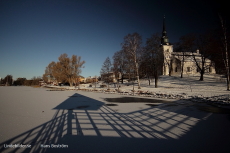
[163,15,166,36]
[161,15,170,45]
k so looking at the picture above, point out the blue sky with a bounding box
[0,0,222,80]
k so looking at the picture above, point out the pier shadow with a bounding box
[1,93,230,153]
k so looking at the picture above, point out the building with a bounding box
[80,77,86,83]
[85,76,98,83]
[101,72,117,83]
[161,17,216,76]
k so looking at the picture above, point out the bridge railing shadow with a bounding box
[0,93,210,153]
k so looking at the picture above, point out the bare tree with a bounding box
[93,75,97,90]
[176,34,196,78]
[100,57,112,89]
[52,61,66,84]
[122,33,142,89]
[113,50,127,84]
[42,74,48,83]
[139,53,152,85]
[113,50,123,91]
[56,54,85,87]
[0,78,3,85]
[192,33,215,81]
[144,33,163,88]
[219,14,230,90]
[3,75,13,86]
[72,55,85,87]
[14,77,26,86]
[31,76,42,86]
[43,54,85,87]
[43,61,56,84]
[24,80,32,86]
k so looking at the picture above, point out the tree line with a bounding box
[43,53,85,87]
[101,33,164,89]
[1,53,85,87]
[14,76,42,86]
[0,75,43,86]
[0,75,13,86]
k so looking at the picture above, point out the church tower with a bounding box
[161,16,173,75]
[161,16,170,45]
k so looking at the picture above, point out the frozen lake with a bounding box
[0,86,230,152]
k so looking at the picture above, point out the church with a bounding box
[160,17,216,76]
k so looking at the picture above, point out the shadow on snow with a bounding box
[1,93,230,153]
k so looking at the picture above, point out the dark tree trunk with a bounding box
[226,73,230,90]
[169,62,172,76]
[155,77,158,88]
[181,64,184,78]
[199,70,204,81]
[148,75,151,86]
[117,80,120,92]
[132,80,135,95]
[154,71,158,88]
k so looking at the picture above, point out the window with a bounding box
[175,67,177,72]
[187,67,191,72]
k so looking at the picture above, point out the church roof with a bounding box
[172,52,212,63]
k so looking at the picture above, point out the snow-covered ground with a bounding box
[46,74,230,104]
[46,74,229,97]
[1,83,230,152]
[78,74,227,96]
